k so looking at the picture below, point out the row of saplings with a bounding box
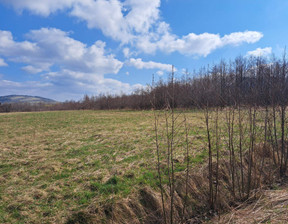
[66,106,288,224]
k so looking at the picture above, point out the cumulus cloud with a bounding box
[137,30,263,56]
[71,0,161,43]
[0,0,263,56]
[0,28,144,100]
[0,58,7,66]
[123,0,160,33]
[71,0,130,42]
[246,47,272,57]
[128,58,172,71]
[0,28,123,75]
[0,0,161,43]
[0,30,38,59]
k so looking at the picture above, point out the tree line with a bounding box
[1,54,287,112]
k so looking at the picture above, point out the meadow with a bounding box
[0,110,207,223]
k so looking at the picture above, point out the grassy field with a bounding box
[0,110,207,223]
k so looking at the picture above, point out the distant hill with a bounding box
[0,95,57,104]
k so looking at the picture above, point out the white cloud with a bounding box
[156,70,164,76]
[221,31,263,45]
[71,0,161,43]
[128,58,172,71]
[0,58,7,66]
[1,0,161,44]
[124,0,160,33]
[22,65,44,74]
[246,47,272,57]
[0,30,38,58]
[0,28,143,100]
[0,0,77,16]
[71,0,130,42]
[0,0,263,57]
[41,69,142,100]
[123,47,136,58]
[0,28,123,75]
[137,30,263,56]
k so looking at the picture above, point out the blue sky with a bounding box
[0,0,287,101]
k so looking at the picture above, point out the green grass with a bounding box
[0,110,207,223]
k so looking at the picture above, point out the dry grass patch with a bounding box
[0,110,206,223]
[209,183,288,223]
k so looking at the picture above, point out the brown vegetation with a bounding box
[209,182,288,223]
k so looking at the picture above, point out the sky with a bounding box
[0,0,287,101]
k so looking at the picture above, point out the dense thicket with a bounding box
[1,54,287,112]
